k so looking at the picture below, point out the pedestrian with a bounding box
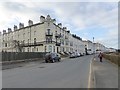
[98,52,103,62]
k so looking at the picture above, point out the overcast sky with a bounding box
[0,0,119,49]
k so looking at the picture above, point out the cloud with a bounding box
[0,0,119,2]
[0,2,118,49]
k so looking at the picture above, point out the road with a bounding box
[2,55,93,88]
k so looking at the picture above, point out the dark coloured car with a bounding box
[45,52,61,63]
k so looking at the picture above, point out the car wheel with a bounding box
[51,59,55,63]
[58,58,60,62]
[45,60,48,63]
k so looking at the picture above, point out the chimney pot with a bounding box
[58,23,62,28]
[19,23,24,29]
[40,16,45,23]
[8,28,12,33]
[14,25,18,31]
[63,27,67,30]
[3,30,6,34]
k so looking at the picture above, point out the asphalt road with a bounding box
[2,55,93,88]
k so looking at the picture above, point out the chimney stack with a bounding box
[63,27,67,31]
[40,16,45,23]
[8,28,12,33]
[14,25,18,31]
[46,15,51,21]
[19,23,24,29]
[28,20,33,26]
[58,23,62,28]
[3,30,6,34]
[52,19,56,24]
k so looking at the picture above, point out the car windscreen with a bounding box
[51,53,56,57]
[45,53,50,56]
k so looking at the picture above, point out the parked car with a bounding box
[70,53,77,58]
[80,53,84,56]
[76,53,81,57]
[45,52,61,63]
[87,49,92,55]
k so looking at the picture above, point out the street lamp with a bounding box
[93,37,94,53]
[93,37,95,58]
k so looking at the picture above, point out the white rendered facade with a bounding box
[83,40,94,54]
[94,43,107,53]
[0,15,85,54]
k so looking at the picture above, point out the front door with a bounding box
[57,47,59,53]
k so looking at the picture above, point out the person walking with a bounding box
[98,52,103,62]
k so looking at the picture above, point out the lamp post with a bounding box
[93,37,95,58]
[93,37,94,53]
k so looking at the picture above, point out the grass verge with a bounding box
[103,53,120,67]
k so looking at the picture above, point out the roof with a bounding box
[2,22,44,34]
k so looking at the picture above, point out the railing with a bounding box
[45,32,53,36]
[19,41,57,47]
[13,40,61,47]
[55,33,61,38]
[56,42,61,46]
[20,42,44,47]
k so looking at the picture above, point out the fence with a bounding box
[1,52,47,62]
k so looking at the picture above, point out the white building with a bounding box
[83,40,94,54]
[0,15,85,55]
[72,34,85,55]
[0,15,110,54]
[108,48,116,52]
[94,43,107,53]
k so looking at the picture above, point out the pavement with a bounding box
[92,56,118,88]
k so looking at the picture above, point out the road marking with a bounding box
[88,58,92,89]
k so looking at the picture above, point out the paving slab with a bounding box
[93,57,118,88]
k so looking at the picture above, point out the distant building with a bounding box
[83,40,94,54]
[94,43,107,53]
[108,48,116,52]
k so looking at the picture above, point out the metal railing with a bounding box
[45,32,53,36]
